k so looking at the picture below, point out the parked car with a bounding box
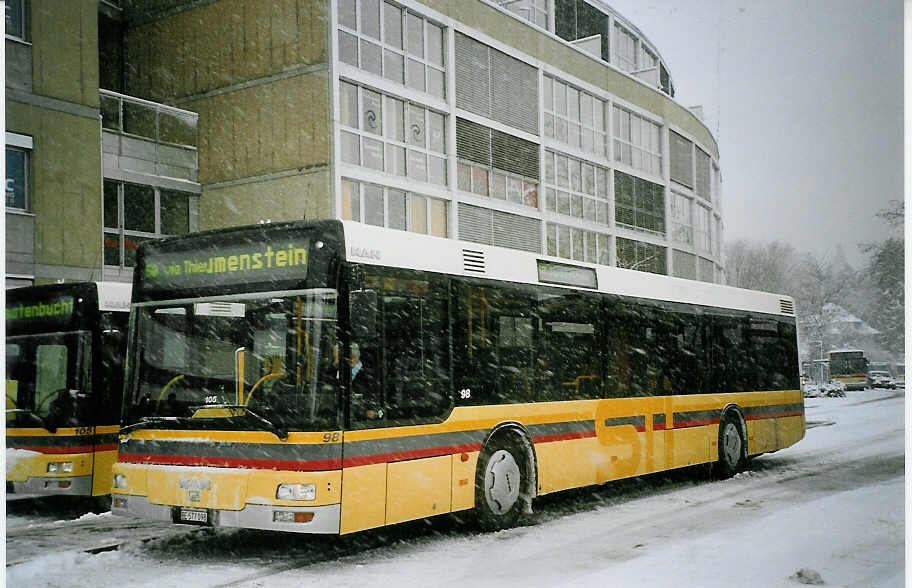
[867,371,896,389]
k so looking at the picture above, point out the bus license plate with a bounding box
[179,508,208,524]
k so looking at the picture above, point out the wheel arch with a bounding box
[480,421,539,507]
[719,403,748,458]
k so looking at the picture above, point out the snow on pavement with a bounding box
[6,389,905,588]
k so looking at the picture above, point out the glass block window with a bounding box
[337,0,445,98]
[103,180,198,267]
[341,177,447,237]
[546,222,610,265]
[616,237,666,275]
[543,75,607,157]
[614,171,665,236]
[339,81,447,185]
[695,204,712,253]
[695,147,711,200]
[669,191,693,245]
[542,150,610,225]
[612,24,637,72]
[612,106,662,176]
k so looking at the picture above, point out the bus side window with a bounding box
[6,344,21,410]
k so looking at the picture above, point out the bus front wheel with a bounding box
[475,434,530,530]
[715,413,746,479]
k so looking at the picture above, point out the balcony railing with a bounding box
[100,89,199,184]
[100,89,198,148]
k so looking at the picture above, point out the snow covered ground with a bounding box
[6,388,906,587]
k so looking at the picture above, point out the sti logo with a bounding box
[145,263,159,278]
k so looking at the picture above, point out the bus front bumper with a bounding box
[8,475,94,495]
[111,494,341,534]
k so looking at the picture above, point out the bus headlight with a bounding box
[47,462,72,473]
[113,474,128,489]
[276,483,315,501]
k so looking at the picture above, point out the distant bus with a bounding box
[827,349,868,391]
[112,220,804,534]
[6,282,130,497]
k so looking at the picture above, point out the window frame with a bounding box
[5,0,27,42]
[339,80,448,186]
[543,75,607,157]
[542,149,610,225]
[337,0,446,99]
[5,142,30,211]
[341,177,448,237]
[103,179,199,269]
[612,105,663,177]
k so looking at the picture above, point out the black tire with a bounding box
[715,413,746,479]
[90,495,112,513]
[475,433,530,531]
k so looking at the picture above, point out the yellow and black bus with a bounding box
[6,281,130,497]
[827,349,868,391]
[112,220,804,533]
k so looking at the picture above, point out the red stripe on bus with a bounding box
[653,424,667,431]
[11,445,96,454]
[118,452,343,471]
[745,410,804,421]
[674,418,721,428]
[532,430,597,444]
[341,442,483,467]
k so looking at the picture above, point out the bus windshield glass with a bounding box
[6,332,92,429]
[125,289,339,432]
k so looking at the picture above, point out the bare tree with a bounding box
[725,239,799,293]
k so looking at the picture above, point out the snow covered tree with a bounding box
[859,201,904,359]
[724,239,798,293]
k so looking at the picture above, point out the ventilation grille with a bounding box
[458,203,542,254]
[454,32,538,135]
[779,299,795,315]
[463,249,486,274]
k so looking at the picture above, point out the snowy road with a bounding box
[6,389,905,587]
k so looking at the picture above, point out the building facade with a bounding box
[5,0,724,286]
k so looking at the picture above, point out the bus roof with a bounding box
[131,219,795,318]
[341,221,796,318]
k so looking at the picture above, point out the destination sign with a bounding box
[537,260,598,289]
[5,293,80,334]
[6,296,75,322]
[141,238,310,290]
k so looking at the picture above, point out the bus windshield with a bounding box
[125,289,339,433]
[6,332,92,429]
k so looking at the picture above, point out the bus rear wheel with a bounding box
[715,414,746,479]
[475,435,529,531]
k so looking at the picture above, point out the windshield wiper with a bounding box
[120,416,185,436]
[6,409,56,433]
[190,404,288,441]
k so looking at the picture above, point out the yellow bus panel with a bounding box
[386,455,451,525]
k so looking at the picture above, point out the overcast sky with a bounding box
[604,0,903,268]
